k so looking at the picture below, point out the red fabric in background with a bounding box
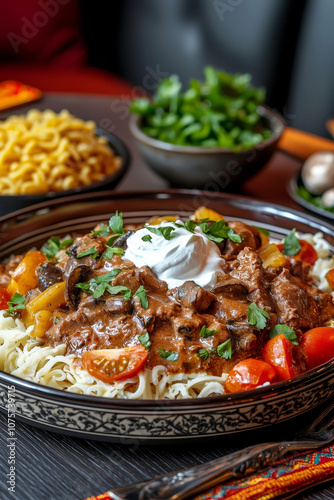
[0,0,86,67]
[0,65,134,96]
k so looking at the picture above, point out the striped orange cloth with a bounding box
[84,445,334,500]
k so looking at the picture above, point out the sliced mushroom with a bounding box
[177,281,216,312]
[112,231,134,250]
[65,264,91,310]
[38,263,64,291]
[212,276,248,297]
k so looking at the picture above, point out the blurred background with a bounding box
[0,0,333,137]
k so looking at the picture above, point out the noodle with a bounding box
[0,109,121,195]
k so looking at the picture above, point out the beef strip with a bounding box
[222,222,260,259]
[270,269,319,329]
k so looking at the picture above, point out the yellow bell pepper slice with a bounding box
[23,281,66,328]
[192,206,224,222]
[7,251,46,296]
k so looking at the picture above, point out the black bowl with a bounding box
[0,128,130,217]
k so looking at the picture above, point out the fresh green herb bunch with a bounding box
[130,67,270,151]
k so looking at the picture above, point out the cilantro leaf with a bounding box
[200,325,218,338]
[270,324,299,345]
[101,246,124,260]
[5,293,25,318]
[283,228,301,256]
[133,286,149,309]
[158,349,179,361]
[145,224,176,240]
[41,236,74,260]
[77,247,99,259]
[217,339,233,359]
[253,226,270,236]
[184,220,197,233]
[108,211,124,235]
[138,332,151,349]
[247,302,270,329]
[142,235,152,243]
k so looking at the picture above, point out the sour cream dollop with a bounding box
[124,221,224,289]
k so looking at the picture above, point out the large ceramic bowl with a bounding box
[0,190,333,443]
[0,128,130,217]
[130,106,285,189]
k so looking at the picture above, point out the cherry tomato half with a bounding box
[277,240,318,265]
[300,327,334,369]
[82,345,148,384]
[0,288,10,310]
[262,334,302,381]
[325,269,334,290]
[225,359,276,393]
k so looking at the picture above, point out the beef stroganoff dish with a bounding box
[1,206,334,400]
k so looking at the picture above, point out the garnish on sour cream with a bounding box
[124,221,225,290]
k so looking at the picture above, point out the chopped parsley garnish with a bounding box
[41,236,74,260]
[108,211,124,236]
[101,246,124,260]
[247,302,270,329]
[91,211,125,237]
[270,324,299,345]
[217,339,233,359]
[138,332,151,349]
[142,234,152,243]
[253,226,270,236]
[197,348,211,360]
[76,269,122,298]
[282,228,301,256]
[158,349,179,361]
[105,285,132,300]
[133,286,149,309]
[77,247,100,259]
[145,224,176,240]
[5,293,25,318]
[91,223,110,237]
[197,219,241,244]
[200,325,218,338]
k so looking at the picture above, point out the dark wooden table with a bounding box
[0,94,333,500]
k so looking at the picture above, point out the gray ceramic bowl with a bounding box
[130,106,285,190]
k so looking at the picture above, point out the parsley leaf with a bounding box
[91,223,110,237]
[105,285,132,300]
[270,324,299,345]
[217,339,233,359]
[101,246,124,260]
[198,219,242,244]
[247,302,270,329]
[108,211,124,236]
[75,269,122,298]
[283,228,301,256]
[77,247,100,259]
[197,348,211,360]
[138,332,151,349]
[158,349,179,361]
[200,325,218,338]
[41,236,74,260]
[253,226,270,236]
[145,224,176,240]
[5,293,25,318]
[133,286,149,309]
[142,234,152,243]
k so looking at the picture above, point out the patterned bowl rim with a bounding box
[0,188,333,411]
